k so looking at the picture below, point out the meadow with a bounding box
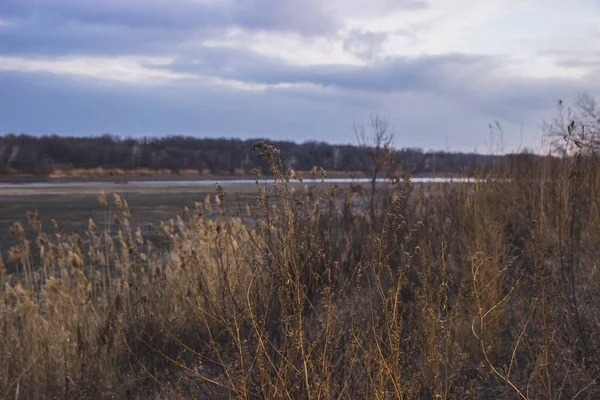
[0,133,599,399]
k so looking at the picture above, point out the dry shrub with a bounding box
[178,169,200,176]
[0,135,599,399]
[49,168,176,178]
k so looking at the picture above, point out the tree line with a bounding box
[0,133,533,177]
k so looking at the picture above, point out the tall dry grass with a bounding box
[0,135,599,398]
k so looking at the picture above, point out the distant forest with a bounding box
[0,134,533,177]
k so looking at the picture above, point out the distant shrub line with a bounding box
[0,133,530,177]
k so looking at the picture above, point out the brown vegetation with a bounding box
[49,168,177,178]
[1,107,599,398]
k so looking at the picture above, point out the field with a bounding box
[0,141,599,399]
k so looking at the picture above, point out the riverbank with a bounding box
[0,169,368,184]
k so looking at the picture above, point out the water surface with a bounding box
[0,177,478,188]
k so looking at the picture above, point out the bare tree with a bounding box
[575,93,600,152]
[354,115,396,220]
[546,94,600,155]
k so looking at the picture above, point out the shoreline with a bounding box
[0,171,466,184]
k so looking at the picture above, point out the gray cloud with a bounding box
[164,46,494,94]
[0,0,431,57]
[536,49,600,70]
[555,57,600,69]
[0,19,190,56]
[0,0,333,32]
[343,30,389,61]
[0,0,336,57]
[165,46,575,131]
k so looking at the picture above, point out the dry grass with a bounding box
[0,137,599,399]
[49,167,178,178]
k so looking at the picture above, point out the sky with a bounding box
[1,0,599,152]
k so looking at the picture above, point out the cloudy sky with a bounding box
[1,0,599,152]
